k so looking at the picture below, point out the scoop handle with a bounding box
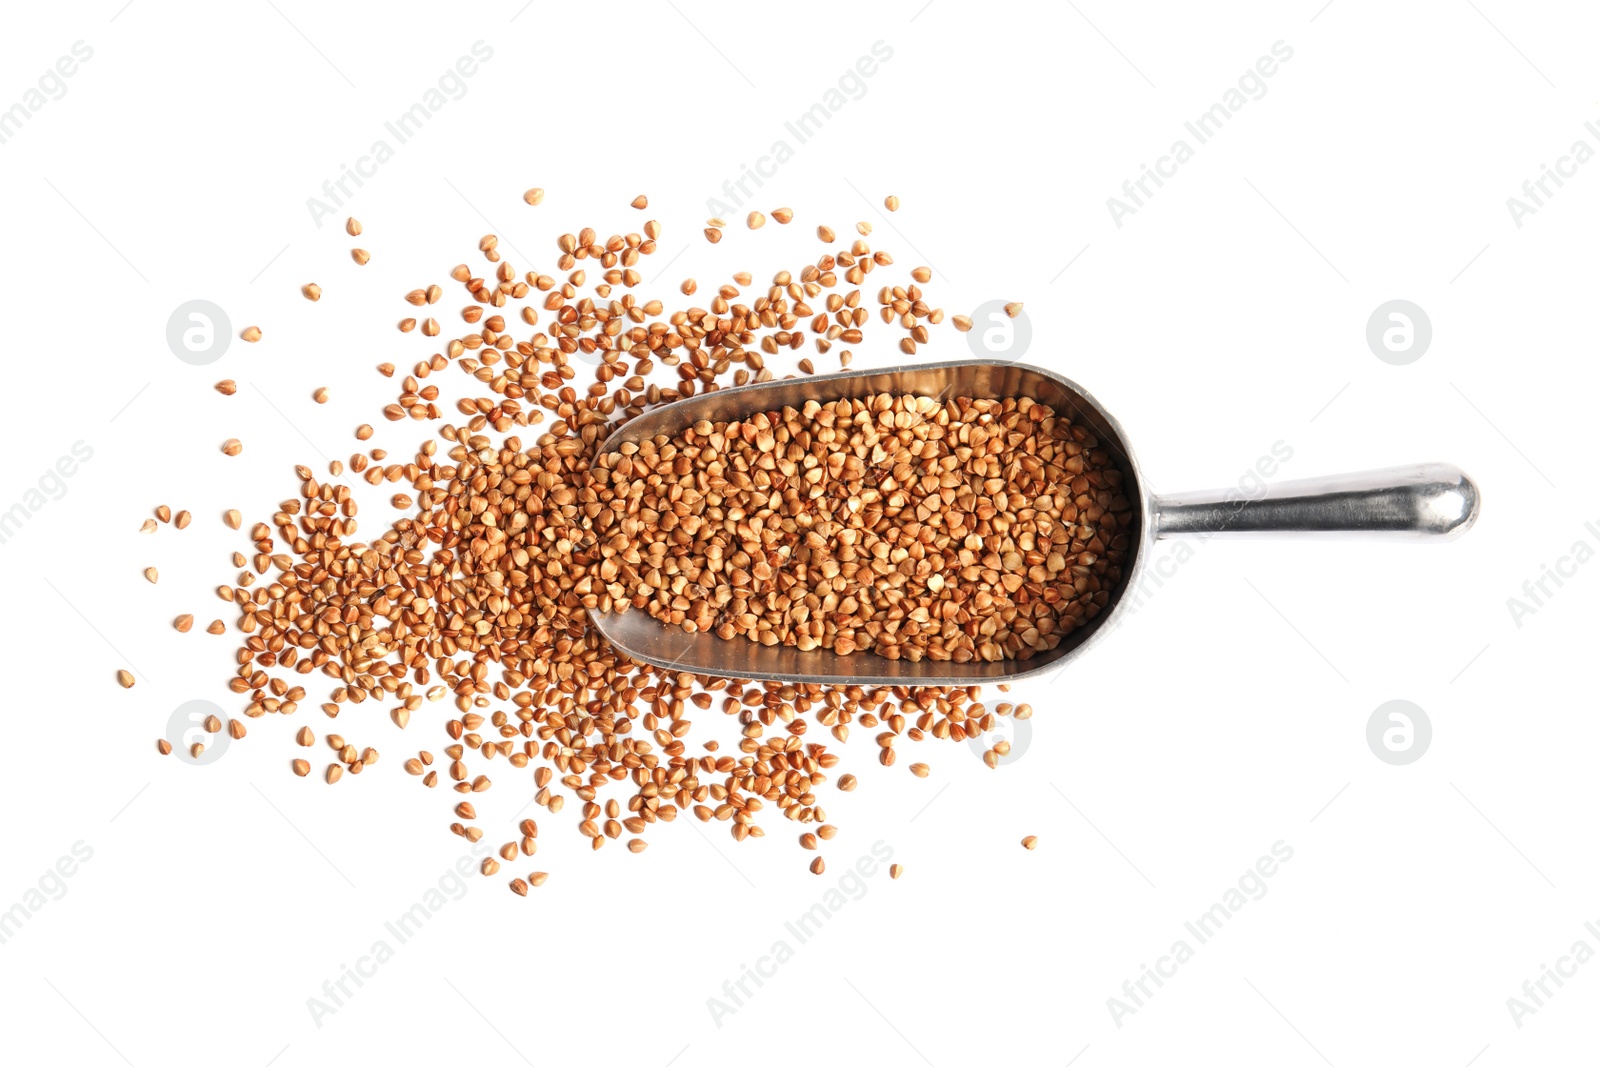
[1151,463,1480,541]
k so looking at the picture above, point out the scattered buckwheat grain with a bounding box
[141,193,1130,897]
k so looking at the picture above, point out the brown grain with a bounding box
[597,392,1132,663]
[148,194,1099,894]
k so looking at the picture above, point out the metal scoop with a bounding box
[586,359,1480,685]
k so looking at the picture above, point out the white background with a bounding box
[0,2,1594,1064]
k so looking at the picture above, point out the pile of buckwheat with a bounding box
[594,395,1131,660]
[141,194,1130,892]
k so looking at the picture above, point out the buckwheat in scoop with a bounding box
[592,392,1133,663]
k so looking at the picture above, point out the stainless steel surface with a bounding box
[585,359,1479,684]
[1153,463,1481,540]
